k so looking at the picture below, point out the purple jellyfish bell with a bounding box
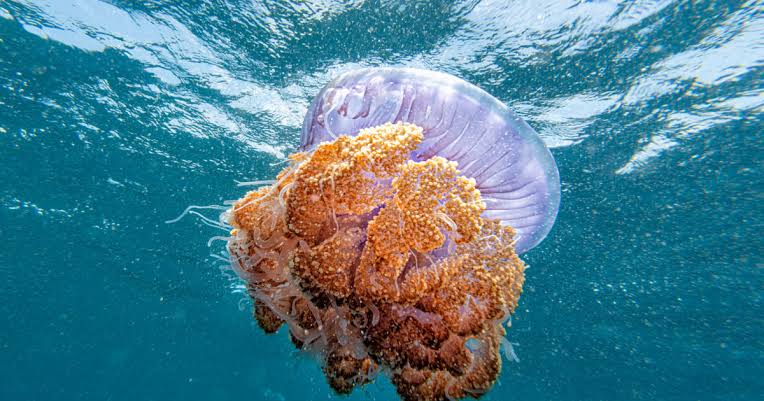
[301,67,560,254]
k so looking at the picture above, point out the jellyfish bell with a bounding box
[302,67,560,254]
[223,68,560,401]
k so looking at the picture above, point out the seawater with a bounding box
[0,1,761,400]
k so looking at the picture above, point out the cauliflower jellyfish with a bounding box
[224,68,559,401]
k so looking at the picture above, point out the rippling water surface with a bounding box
[1,1,762,400]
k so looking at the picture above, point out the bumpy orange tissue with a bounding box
[227,122,525,401]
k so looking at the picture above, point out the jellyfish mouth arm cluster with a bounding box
[226,122,527,401]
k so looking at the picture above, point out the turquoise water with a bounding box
[1,1,762,400]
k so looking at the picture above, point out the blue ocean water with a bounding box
[1,1,762,400]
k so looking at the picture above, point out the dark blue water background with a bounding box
[1,1,762,400]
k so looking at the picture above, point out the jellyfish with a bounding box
[224,68,559,401]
